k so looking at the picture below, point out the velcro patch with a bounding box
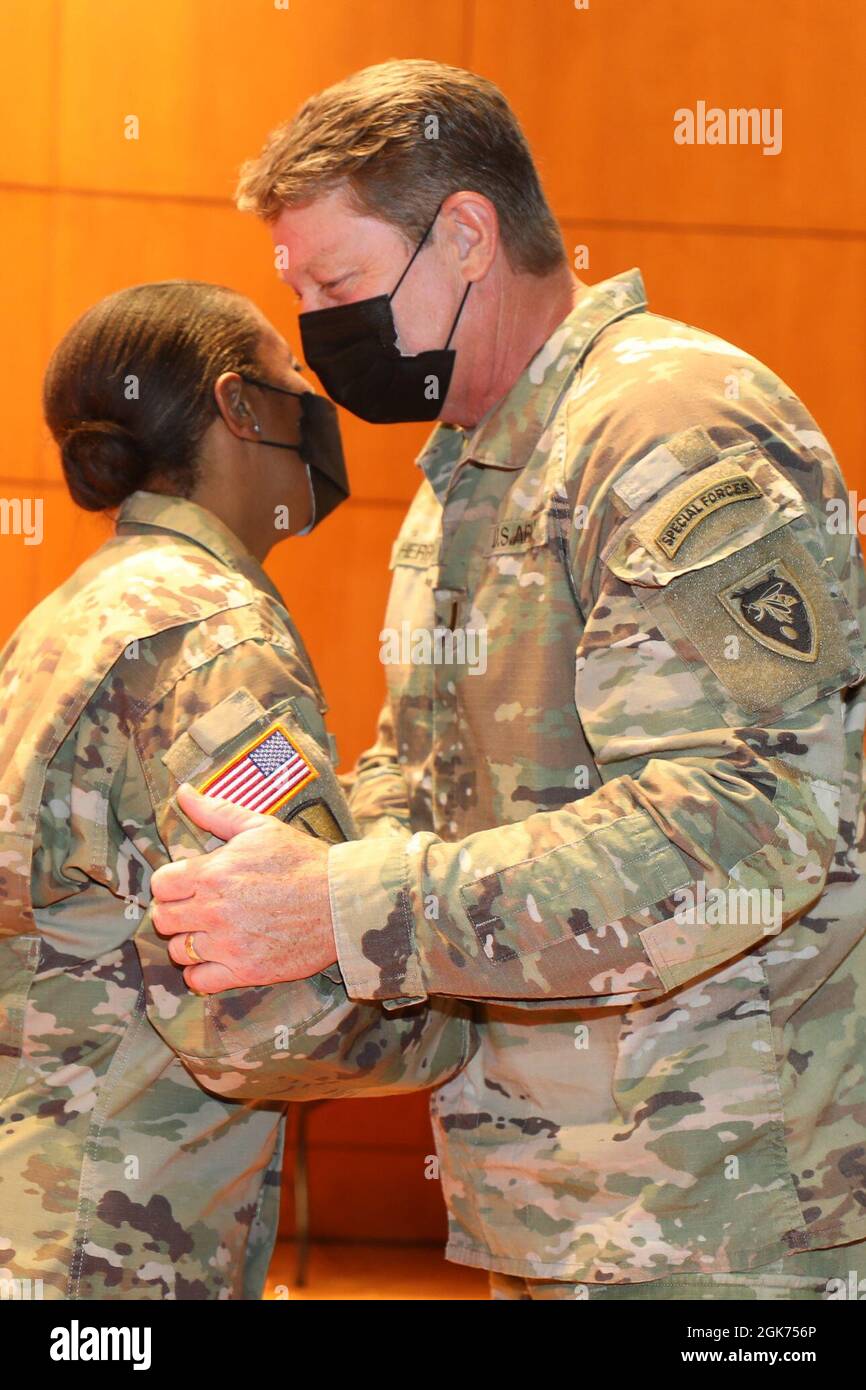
[392,538,437,566]
[198,721,318,814]
[487,511,550,553]
[390,529,440,568]
[655,473,763,559]
[286,797,346,844]
[635,522,864,719]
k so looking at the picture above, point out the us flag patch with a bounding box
[198,722,318,814]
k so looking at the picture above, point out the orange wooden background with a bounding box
[2,0,864,1247]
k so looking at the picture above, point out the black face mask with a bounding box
[299,202,472,425]
[238,374,350,531]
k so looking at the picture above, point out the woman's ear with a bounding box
[213,371,261,441]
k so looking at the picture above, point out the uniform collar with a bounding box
[115,490,287,607]
[416,268,648,499]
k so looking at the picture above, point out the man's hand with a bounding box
[150,783,337,995]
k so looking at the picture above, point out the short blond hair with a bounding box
[235,59,566,277]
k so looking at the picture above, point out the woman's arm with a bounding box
[118,613,476,1100]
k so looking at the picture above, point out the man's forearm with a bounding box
[327,729,837,1010]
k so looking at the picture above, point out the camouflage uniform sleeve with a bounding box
[123,621,476,1098]
[328,431,866,1007]
[344,694,414,839]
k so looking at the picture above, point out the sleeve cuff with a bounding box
[327,837,428,1007]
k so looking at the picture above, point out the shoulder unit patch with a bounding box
[719,557,817,661]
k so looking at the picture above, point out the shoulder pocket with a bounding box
[603,447,866,723]
[160,688,356,847]
[139,689,357,1062]
[603,441,807,583]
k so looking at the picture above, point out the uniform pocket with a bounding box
[459,811,692,964]
[603,442,808,584]
[160,689,353,833]
[603,455,866,724]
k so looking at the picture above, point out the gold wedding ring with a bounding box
[184,931,204,965]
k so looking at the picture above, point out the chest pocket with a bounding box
[603,444,866,725]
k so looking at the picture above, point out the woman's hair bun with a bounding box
[45,281,265,512]
[60,420,150,512]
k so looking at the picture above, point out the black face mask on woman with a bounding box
[298,202,472,425]
[239,374,350,531]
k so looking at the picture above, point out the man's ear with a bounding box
[441,190,499,283]
[213,371,260,442]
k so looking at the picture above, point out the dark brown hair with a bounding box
[235,60,566,277]
[43,280,264,511]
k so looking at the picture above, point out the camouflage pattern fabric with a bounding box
[329,268,866,1285]
[489,1231,866,1299]
[0,491,474,1300]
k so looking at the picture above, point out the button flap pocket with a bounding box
[161,687,268,785]
[604,444,807,587]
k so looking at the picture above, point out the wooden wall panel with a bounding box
[55,0,468,198]
[473,0,866,231]
[279,1092,446,1243]
[282,1144,447,1244]
[0,0,58,187]
[0,193,55,481]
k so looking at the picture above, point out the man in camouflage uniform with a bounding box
[153,62,866,1298]
[0,489,474,1300]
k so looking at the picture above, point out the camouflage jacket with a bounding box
[0,491,474,1300]
[330,268,866,1281]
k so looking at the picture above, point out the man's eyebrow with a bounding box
[277,252,348,288]
[310,257,353,279]
[306,240,362,274]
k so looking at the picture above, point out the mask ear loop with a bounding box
[295,463,316,536]
[444,282,472,350]
[388,200,446,302]
[236,373,317,533]
[386,201,471,350]
[236,374,305,447]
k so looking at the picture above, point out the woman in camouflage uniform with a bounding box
[0,282,474,1300]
